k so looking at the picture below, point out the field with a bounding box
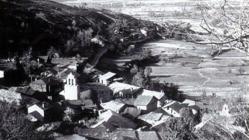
[56,0,249,99]
[59,0,243,32]
[143,39,249,98]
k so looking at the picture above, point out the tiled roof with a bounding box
[55,134,87,140]
[16,87,36,96]
[164,101,188,113]
[101,100,126,113]
[137,131,160,140]
[134,95,156,106]
[138,112,163,123]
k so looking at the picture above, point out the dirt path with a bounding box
[198,70,211,87]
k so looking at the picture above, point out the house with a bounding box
[51,57,83,69]
[141,89,166,107]
[220,103,230,116]
[120,106,141,119]
[162,101,188,117]
[0,70,4,78]
[16,86,48,101]
[137,131,160,140]
[30,79,47,93]
[108,82,141,98]
[59,72,79,100]
[27,102,52,122]
[98,72,116,86]
[16,87,36,96]
[189,105,200,115]
[30,77,62,94]
[91,110,137,131]
[182,99,196,106]
[40,69,58,78]
[63,101,85,122]
[140,27,148,37]
[134,95,158,113]
[138,111,170,127]
[100,100,127,113]
[67,61,78,70]
[110,129,137,140]
[75,127,110,140]
[80,83,113,103]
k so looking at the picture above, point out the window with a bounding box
[72,79,74,85]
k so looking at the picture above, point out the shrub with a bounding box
[0,102,51,140]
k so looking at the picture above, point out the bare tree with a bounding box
[197,0,249,54]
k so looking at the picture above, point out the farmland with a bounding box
[59,0,243,32]
[58,0,249,99]
[143,39,249,98]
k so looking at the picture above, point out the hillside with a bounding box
[0,0,162,60]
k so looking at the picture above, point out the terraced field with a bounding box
[143,40,249,98]
[58,0,249,99]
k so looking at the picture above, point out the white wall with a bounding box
[99,77,108,86]
[164,107,181,117]
[62,73,79,100]
[28,104,44,117]
[0,71,4,78]
[137,105,147,111]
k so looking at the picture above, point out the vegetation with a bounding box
[0,102,51,140]
[196,0,249,54]
[156,108,201,140]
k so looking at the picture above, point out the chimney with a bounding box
[42,102,45,108]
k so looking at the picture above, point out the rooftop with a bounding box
[163,101,188,113]
[16,87,36,96]
[134,95,157,106]
[141,89,165,100]
[138,112,164,125]
[101,100,126,113]
[55,134,87,140]
[93,110,137,130]
[99,72,116,80]
[137,131,160,140]
[108,82,141,94]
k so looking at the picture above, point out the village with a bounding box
[0,53,236,140]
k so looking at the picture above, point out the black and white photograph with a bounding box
[0,0,248,139]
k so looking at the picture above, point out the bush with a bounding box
[0,102,51,140]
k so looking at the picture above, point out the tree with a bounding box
[196,0,249,54]
[47,46,56,64]
[0,102,51,140]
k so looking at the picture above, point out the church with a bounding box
[59,72,79,100]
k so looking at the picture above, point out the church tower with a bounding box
[62,72,79,100]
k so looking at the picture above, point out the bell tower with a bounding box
[63,72,79,100]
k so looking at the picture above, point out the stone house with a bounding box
[134,95,158,113]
